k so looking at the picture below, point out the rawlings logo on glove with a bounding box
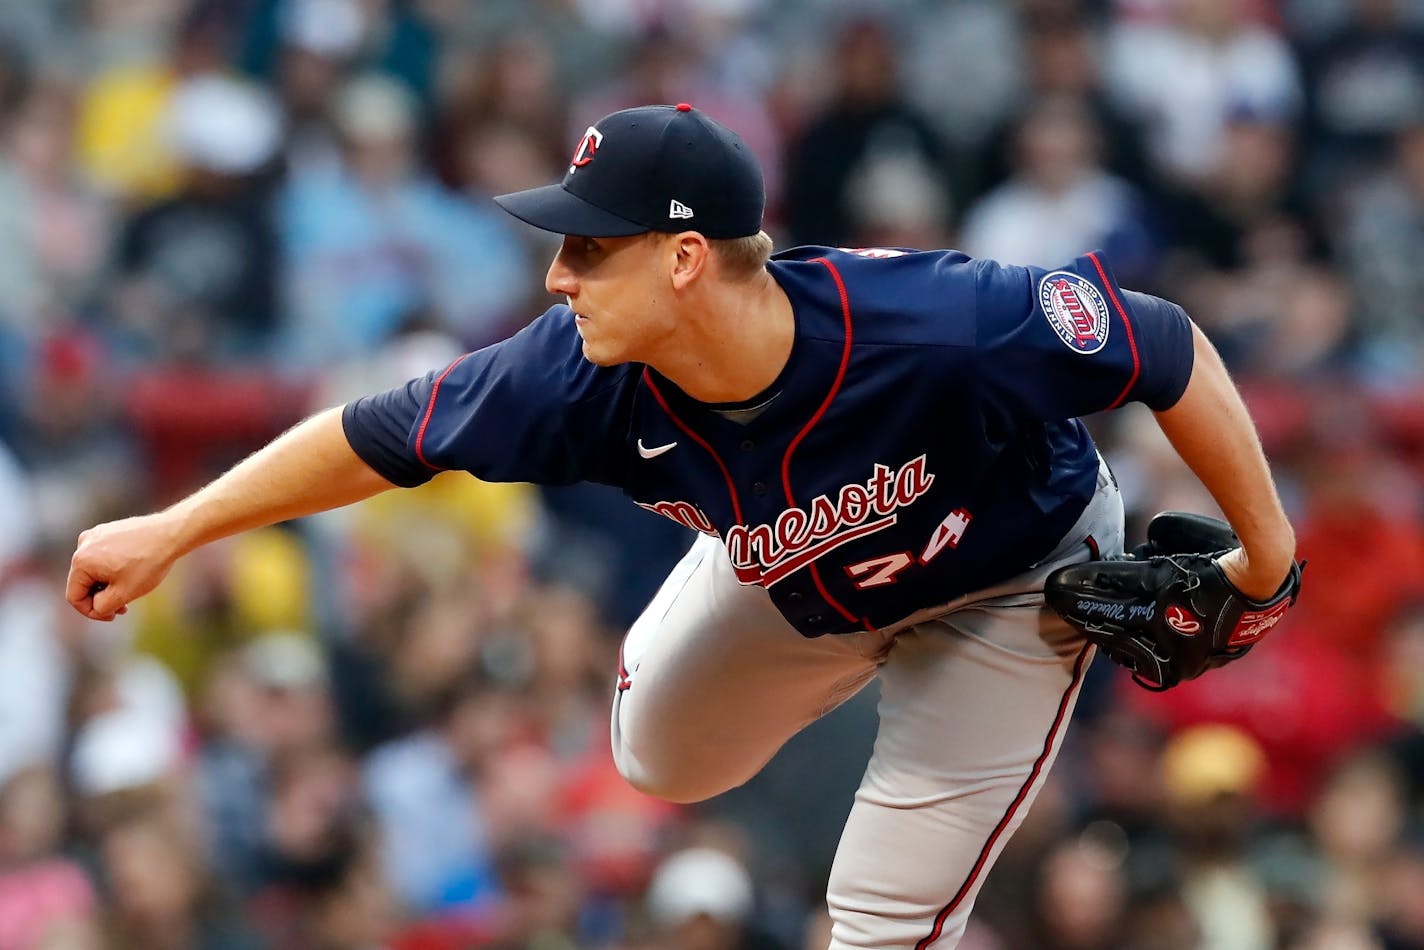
[1044,512,1304,691]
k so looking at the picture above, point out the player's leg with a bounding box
[611,533,891,804]
[824,462,1124,950]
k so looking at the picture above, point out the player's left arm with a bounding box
[1151,323,1296,600]
[968,251,1295,598]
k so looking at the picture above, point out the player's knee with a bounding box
[612,740,733,804]
[624,771,721,805]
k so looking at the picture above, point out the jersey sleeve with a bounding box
[973,251,1194,420]
[342,306,633,488]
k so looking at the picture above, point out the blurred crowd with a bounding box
[1,0,1424,948]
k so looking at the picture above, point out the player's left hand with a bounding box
[1044,511,1304,691]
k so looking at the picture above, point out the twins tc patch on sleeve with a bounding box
[1038,271,1110,354]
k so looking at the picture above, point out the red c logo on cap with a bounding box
[569,126,603,172]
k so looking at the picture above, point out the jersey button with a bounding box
[806,614,824,625]
[739,439,755,452]
[752,481,768,496]
[786,591,804,604]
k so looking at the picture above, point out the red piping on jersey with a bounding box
[415,353,473,470]
[785,259,870,631]
[1088,253,1140,411]
[1084,534,1100,560]
[914,643,1092,949]
[643,369,744,526]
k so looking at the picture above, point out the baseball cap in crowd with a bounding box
[281,0,365,58]
[70,709,183,798]
[165,74,282,176]
[645,847,755,927]
[1161,723,1266,808]
[241,631,328,692]
[494,103,764,239]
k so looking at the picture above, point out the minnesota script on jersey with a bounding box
[344,247,1192,636]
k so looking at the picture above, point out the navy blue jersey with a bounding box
[344,246,1193,636]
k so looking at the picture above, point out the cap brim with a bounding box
[493,184,649,237]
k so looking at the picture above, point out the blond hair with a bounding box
[710,230,775,280]
[646,229,774,280]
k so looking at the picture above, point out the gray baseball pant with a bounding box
[612,460,1124,949]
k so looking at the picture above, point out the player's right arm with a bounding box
[67,407,398,621]
[68,306,629,622]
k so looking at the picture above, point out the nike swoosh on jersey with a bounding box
[637,439,678,459]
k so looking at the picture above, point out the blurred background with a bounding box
[0,0,1423,948]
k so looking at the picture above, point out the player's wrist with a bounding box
[156,500,209,560]
[1217,545,1295,601]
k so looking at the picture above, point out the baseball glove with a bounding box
[1044,512,1304,691]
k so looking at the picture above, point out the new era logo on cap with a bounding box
[493,103,764,239]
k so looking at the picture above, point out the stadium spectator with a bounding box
[960,93,1157,284]
[108,73,283,363]
[1299,0,1424,193]
[361,669,518,920]
[1106,0,1303,184]
[278,71,530,365]
[1337,120,1424,377]
[782,14,950,248]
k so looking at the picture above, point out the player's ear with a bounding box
[668,231,711,290]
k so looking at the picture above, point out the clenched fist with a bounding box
[67,513,185,621]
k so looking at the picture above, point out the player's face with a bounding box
[545,233,679,366]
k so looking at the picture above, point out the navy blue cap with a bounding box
[494,103,765,239]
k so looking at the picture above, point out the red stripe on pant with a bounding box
[914,643,1092,948]
[616,637,632,692]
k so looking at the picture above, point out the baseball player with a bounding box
[68,104,1300,949]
